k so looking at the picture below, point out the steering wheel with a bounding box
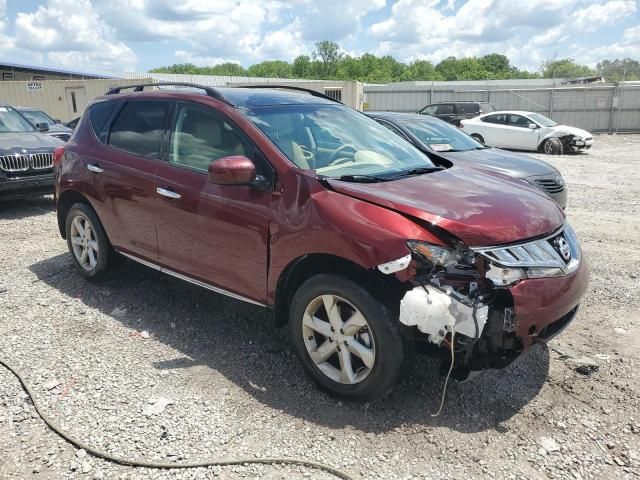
[327,144,357,165]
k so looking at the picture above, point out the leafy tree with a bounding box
[436,57,489,81]
[400,60,443,81]
[247,60,293,78]
[292,55,314,78]
[596,58,640,82]
[312,41,343,78]
[540,58,595,79]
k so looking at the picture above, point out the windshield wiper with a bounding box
[392,166,444,178]
[335,174,389,183]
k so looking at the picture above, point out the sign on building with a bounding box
[26,81,43,91]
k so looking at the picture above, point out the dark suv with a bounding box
[418,101,494,126]
[54,83,587,400]
[1,103,62,200]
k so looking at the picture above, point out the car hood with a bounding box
[549,125,591,138]
[0,132,64,153]
[327,166,565,247]
[46,123,73,133]
[437,147,558,178]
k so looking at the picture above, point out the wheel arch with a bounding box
[56,189,98,239]
[273,253,406,328]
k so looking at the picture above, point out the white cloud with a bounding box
[9,0,137,70]
[174,50,242,67]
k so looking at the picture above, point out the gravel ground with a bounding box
[1,133,639,480]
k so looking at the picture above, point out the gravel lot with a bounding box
[1,134,639,480]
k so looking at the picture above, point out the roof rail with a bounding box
[105,82,233,105]
[232,84,343,104]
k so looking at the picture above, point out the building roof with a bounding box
[0,61,111,79]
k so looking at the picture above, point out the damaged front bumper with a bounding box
[393,223,589,376]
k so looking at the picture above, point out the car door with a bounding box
[435,104,455,124]
[502,114,541,150]
[88,99,171,262]
[154,102,273,304]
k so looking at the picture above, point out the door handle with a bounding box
[87,163,104,173]
[156,187,181,199]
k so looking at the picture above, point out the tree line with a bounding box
[151,41,640,84]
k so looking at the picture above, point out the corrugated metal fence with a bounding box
[364,83,640,133]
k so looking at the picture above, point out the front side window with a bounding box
[169,104,251,173]
[108,100,169,158]
[403,119,484,152]
[528,113,557,127]
[247,104,436,178]
[506,114,531,127]
[0,106,36,133]
[420,105,437,115]
[19,109,53,126]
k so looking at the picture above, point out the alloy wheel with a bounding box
[69,214,99,271]
[302,294,376,384]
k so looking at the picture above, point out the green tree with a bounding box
[247,60,293,78]
[436,56,489,80]
[400,60,443,81]
[312,40,343,78]
[540,58,595,79]
[292,55,313,78]
[596,58,640,82]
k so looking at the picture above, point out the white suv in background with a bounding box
[461,111,593,155]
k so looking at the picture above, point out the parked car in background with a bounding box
[65,117,80,130]
[0,103,62,199]
[418,101,494,126]
[367,112,567,208]
[55,83,587,400]
[461,111,593,154]
[15,106,74,142]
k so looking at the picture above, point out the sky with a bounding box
[1,0,639,74]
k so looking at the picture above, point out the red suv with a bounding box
[54,83,588,400]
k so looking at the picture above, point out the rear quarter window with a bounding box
[108,100,170,158]
[89,101,120,143]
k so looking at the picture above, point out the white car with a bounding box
[460,111,593,154]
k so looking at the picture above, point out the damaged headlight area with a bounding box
[400,239,507,364]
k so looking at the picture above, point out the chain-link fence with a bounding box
[364,82,640,133]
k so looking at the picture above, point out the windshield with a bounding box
[0,106,36,133]
[19,109,53,126]
[528,113,557,127]
[401,118,485,152]
[246,104,436,178]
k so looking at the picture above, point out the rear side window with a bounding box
[89,101,120,143]
[436,104,454,114]
[108,101,170,158]
[457,103,479,114]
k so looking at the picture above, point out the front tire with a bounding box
[65,203,118,281]
[470,133,485,144]
[543,137,563,155]
[289,274,405,401]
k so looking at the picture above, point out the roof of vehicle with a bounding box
[477,110,537,116]
[366,111,442,123]
[98,84,339,109]
[14,106,40,111]
[425,101,492,105]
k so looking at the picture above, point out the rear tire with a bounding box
[470,133,485,144]
[65,203,119,282]
[542,137,563,155]
[289,274,405,401]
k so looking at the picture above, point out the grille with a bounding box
[0,155,30,172]
[30,153,53,170]
[535,178,565,194]
[0,153,53,172]
[473,224,581,275]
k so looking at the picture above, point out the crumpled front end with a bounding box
[389,223,588,377]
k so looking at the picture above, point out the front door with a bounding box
[503,114,541,150]
[155,102,272,303]
[65,87,88,119]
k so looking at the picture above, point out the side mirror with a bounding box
[54,119,62,124]
[528,123,538,129]
[208,155,256,185]
[35,122,49,132]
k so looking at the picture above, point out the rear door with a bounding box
[87,99,172,262]
[435,104,455,124]
[154,102,273,303]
